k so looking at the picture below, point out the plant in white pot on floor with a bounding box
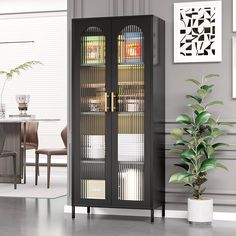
[169,74,229,223]
[0,61,42,117]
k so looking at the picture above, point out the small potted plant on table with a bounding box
[169,74,229,224]
[0,61,42,117]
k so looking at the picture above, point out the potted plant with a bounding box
[169,74,229,223]
[0,61,42,117]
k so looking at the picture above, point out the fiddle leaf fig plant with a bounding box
[169,74,230,200]
[0,61,42,106]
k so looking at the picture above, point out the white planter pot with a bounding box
[188,198,213,223]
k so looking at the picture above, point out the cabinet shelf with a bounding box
[80,64,105,67]
[118,62,144,66]
[81,84,105,89]
[81,159,105,163]
[118,161,144,165]
[118,82,144,86]
[117,111,144,114]
[80,112,105,115]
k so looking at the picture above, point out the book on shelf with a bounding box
[124,32,143,63]
[83,36,105,64]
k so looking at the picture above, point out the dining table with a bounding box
[0,116,60,184]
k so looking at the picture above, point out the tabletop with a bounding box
[0,117,60,123]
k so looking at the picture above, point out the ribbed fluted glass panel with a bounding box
[80,27,106,112]
[117,25,144,201]
[80,27,106,200]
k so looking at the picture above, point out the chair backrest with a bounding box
[21,122,39,148]
[0,126,6,153]
[61,126,67,148]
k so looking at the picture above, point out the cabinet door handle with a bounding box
[104,92,108,112]
[111,92,116,112]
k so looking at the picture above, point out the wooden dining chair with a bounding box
[0,127,17,189]
[21,122,39,180]
[35,126,67,188]
[21,122,39,151]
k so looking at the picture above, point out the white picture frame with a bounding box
[233,0,236,32]
[174,1,222,63]
[232,37,236,98]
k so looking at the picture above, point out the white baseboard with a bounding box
[64,205,236,221]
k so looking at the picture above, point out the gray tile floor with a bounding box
[0,196,235,236]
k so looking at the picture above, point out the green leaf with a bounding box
[218,122,233,127]
[195,111,211,125]
[180,150,196,165]
[2,61,42,79]
[170,128,183,140]
[186,95,202,103]
[216,162,228,171]
[169,172,194,183]
[184,127,195,135]
[206,145,215,156]
[211,128,225,138]
[202,135,213,143]
[199,158,217,172]
[203,149,209,158]
[212,143,229,149]
[203,74,220,82]
[184,183,193,187]
[189,104,205,113]
[207,118,217,128]
[206,100,223,107]
[186,78,201,86]
[197,88,209,99]
[176,114,192,124]
[174,163,189,171]
[197,143,205,153]
[201,84,214,91]
[174,139,187,146]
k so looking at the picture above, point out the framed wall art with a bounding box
[232,37,236,98]
[174,1,222,63]
[233,0,236,32]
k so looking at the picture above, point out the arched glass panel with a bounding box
[117,25,144,201]
[80,27,106,200]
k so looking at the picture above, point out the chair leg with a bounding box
[38,163,40,176]
[36,149,40,176]
[47,155,51,189]
[35,153,39,185]
[13,154,17,189]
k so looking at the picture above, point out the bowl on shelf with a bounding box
[16,94,30,115]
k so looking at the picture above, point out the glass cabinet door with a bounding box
[79,26,110,202]
[115,25,145,202]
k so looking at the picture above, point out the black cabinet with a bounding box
[72,15,165,222]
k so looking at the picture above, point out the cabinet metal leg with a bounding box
[87,206,90,214]
[72,206,75,219]
[162,204,165,218]
[23,122,26,184]
[151,209,154,223]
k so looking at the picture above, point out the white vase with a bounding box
[188,198,213,223]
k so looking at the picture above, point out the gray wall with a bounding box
[68,0,236,210]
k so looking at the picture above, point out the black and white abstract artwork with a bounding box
[232,37,236,98]
[174,1,222,63]
[233,0,236,32]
